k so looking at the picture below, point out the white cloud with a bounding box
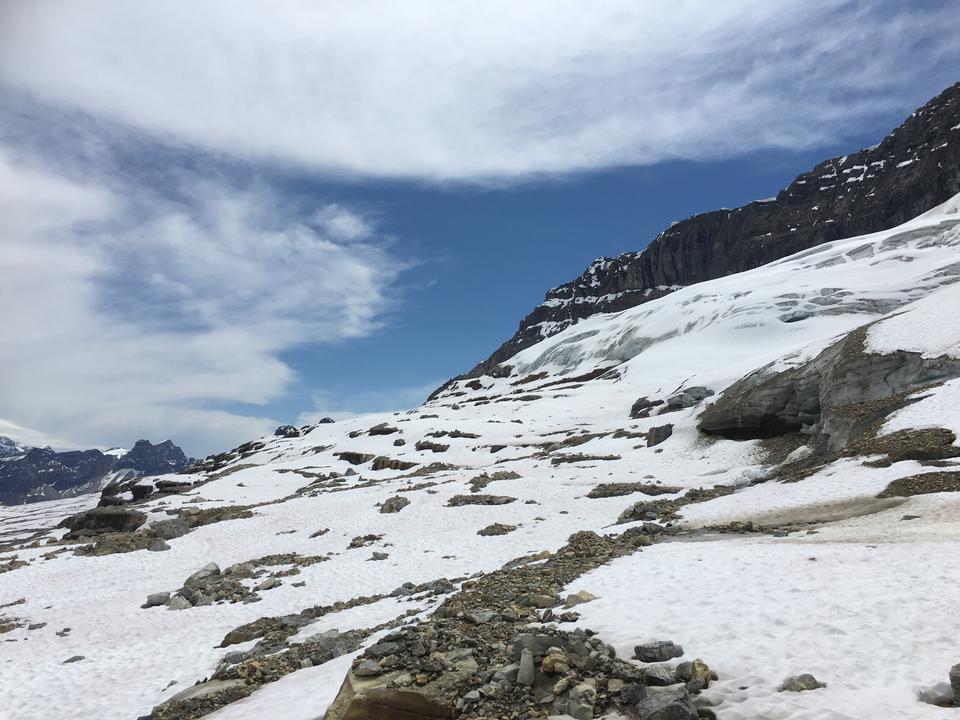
[2,1,958,182]
[296,382,441,427]
[0,417,80,451]
[0,148,407,455]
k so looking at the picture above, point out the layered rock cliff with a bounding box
[461,81,960,380]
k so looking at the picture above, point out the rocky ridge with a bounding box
[453,81,960,383]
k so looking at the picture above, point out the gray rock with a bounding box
[366,641,400,658]
[354,659,382,677]
[463,608,496,624]
[646,424,674,448]
[493,663,519,683]
[166,596,192,611]
[185,562,220,586]
[951,663,960,706]
[778,673,826,692]
[254,578,281,591]
[379,495,411,513]
[641,663,678,686]
[148,539,171,552]
[636,640,684,663]
[145,592,171,607]
[634,685,698,720]
[150,518,191,540]
[62,655,85,664]
[517,648,535,686]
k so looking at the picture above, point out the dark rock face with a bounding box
[60,506,147,537]
[274,425,301,438]
[114,439,190,476]
[0,437,191,505]
[461,82,960,379]
[0,446,115,505]
[698,325,960,450]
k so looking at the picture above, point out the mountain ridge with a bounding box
[0,437,192,505]
[448,81,960,386]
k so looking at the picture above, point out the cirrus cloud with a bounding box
[2,1,958,182]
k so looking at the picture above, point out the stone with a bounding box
[166,596,192,611]
[686,658,713,692]
[634,685,698,720]
[778,673,826,692]
[150,518,190,540]
[462,608,495,624]
[148,539,171,552]
[336,451,374,465]
[379,495,411,513]
[145,592,171,608]
[563,590,597,608]
[646,424,674,447]
[636,640,684,663]
[185,562,221,586]
[447,494,516,507]
[61,506,147,536]
[477,522,518,536]
[254,578,281,591]
[368,551,389,561]
[354,660,383,677]
[493,663,519,683]
[951,663,960,706]
[641,663,677,687]
[517,648,536,686]
[62,655,85,663]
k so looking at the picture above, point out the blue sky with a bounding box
[1,1,959,456]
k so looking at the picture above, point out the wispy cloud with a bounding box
[296,382,441,427]
[0,148,408,455]
[2,1,958,183]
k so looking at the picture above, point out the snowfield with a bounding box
[2,194,960,720]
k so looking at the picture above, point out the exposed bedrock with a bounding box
[698,325,960,452]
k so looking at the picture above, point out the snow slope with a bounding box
[1,194,960,720]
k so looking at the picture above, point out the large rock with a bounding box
[379,495,411,513]
[324,670,454,720]
[699,324,960,449]
[61,506,147,536]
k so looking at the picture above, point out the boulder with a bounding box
[150,518,191,540]
[951,663,960,706]
[144,592,170,608]
[372,456,418,471]
[699,325,960,447]
[778,673,826,692]
[61,507,147,536]
[646,424,674,448]
[324,670,454,719]
[635,641,684,663]
[337,452,375,465]
[379,495,411,513]
[633,685,699,720]
[563,590,597,608]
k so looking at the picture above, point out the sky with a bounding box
[1,0,959,457]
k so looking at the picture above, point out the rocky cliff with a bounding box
[0,437,192,505]
[460,81,960,380]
